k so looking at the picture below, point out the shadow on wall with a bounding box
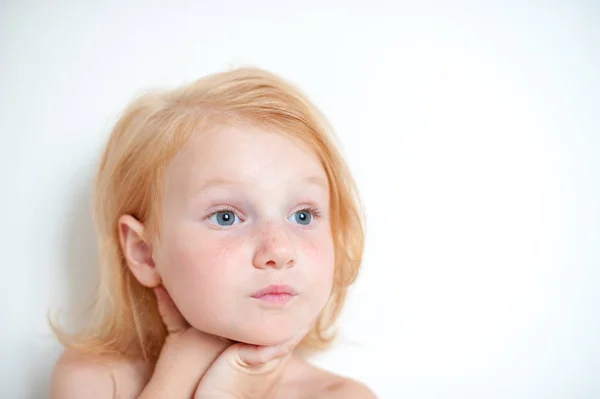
[33,165,100,398]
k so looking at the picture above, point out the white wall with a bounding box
[1,1,599,398]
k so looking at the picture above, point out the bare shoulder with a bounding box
[50,348,150,399]
[321,375,378,399]
[50,348,116,399]
[289,358,376,399]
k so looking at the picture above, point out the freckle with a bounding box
[325,380,345,392]
[218,244,232,257]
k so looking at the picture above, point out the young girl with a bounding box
[49,66,375,398]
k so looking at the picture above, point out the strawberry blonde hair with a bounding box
[51,66,366,364]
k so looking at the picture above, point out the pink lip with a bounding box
[250,285,298,307]
[250,284,298,298]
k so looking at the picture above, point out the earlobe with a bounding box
[118,214,161,288]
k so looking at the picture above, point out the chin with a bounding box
[223,324,300,347]
[240,335,291,347]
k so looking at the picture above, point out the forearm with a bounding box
[138,375,199,399]
[137,360,201,399]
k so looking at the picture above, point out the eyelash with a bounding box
[205,205,322,224]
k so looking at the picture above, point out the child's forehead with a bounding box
[173,167,330,199]
[192,174,329,195]
[171,126,324,176]
[164,125,329,196]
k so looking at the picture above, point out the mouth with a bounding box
[250,284,298,306]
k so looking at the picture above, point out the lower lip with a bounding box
[251,293,296,306]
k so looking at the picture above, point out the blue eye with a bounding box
[288,206,321,226]
[208,208,241,227]
[206,206,321,228]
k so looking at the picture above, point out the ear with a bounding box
[118,214,161,288]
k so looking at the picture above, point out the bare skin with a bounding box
[50,126,377,398]
[50,285,376,398]
[51,348,373,399]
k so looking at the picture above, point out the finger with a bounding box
[154,285,189,334]
[238,325,310,367]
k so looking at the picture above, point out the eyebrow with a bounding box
[194,175,329,194]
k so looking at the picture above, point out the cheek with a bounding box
[157,229,244,299]
[156,231,249,332]
[303,233,335,292]
[306,239,334,269]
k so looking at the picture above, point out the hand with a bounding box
[193,324,310,399]
[140,285,231,398]
[147,285,311,399]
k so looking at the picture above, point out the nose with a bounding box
[252,223,297,270]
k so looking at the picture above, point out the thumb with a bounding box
[154,285,188,334]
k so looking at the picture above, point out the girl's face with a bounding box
[153,125,335,346]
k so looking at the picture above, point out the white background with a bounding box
[1,1,599,398]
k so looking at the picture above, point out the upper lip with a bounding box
[250,284,298,298]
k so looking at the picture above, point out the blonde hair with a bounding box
[50,66,366,364]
